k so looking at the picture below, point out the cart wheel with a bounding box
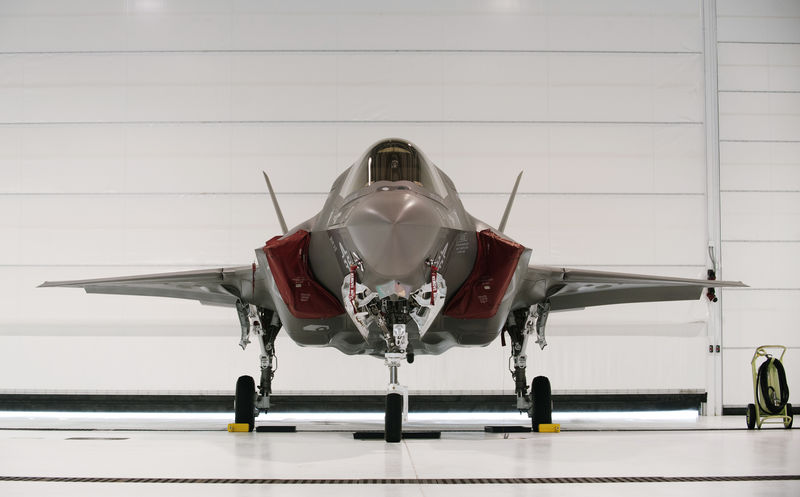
[746,403,756,430]
[785,403,793,429]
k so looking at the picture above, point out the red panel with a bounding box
[443,230,524,319]
[263,230,344,319]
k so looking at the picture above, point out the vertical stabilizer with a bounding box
[498,171,523,233]
[262,171,288,235]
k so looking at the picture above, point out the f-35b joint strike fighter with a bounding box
[41,138,745,442]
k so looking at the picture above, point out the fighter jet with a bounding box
[40,138,745,442]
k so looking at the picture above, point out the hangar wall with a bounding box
[716,0,800,408]
[0,1,717,398]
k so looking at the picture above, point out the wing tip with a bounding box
[38,281,79,288]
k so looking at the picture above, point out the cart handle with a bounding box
[751,345,787,365]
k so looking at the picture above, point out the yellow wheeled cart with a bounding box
[746,345,793,429]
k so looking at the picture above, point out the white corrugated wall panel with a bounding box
[0,1,703,53]
[718,0,800,408]
[4,52,703,123]
[721,192,800,241]
[723,291,800,348]
[0,0,710,395]
[719,92,800,142]
[717,0,800,43]
[720,142,800,192]
[1,123,706,194]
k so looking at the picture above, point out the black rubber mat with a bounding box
[353,430,441,439]
[0,392,709,413]
[484,425,532,433]
[255,426,296,433]
[1,475,798,485]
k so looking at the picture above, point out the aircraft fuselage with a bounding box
[254,139,532,356]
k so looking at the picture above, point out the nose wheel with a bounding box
[384,353,408,442]
[385,391,404,442]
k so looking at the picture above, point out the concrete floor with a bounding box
[0,412,798,496]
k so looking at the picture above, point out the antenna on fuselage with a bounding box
[262,171,288,235]
[498,171,523,233]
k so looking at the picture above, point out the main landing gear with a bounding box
[505,303,552,431]
[234,302,281,431]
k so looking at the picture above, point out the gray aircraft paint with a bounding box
[41,138,746,358]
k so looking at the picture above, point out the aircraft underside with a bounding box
[258,225,531,358]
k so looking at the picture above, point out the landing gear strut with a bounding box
[505,302,552,431]
[385,352,405,443]
[380,301,410,443]
[235,302,281,431]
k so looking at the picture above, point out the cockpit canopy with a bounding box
[339,139,448,199]
[370,142,420,183]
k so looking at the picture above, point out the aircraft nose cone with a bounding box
[346,190,444,280]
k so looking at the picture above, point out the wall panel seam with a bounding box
[720,139,800,143]
[721,190,800,193]
[719,91,800,94]
[723,347,800,350]
[0,120,706,126]
[0,49,705,56]
[0,192,708,197]
[0,264,710,268]
[723,288,800,291]
[717,41,800,46]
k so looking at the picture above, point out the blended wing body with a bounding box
[39,138,745,352]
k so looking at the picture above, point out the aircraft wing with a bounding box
[519,265,747,311]
[39,266,256,308]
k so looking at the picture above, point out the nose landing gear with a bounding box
[384,352,407,443]
[383,321,409,443]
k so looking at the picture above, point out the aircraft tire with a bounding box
[385,393,403,443]
[235,375,256,432]
[785,404,793,429]
[531,376,553,432]
[746,403,756,429]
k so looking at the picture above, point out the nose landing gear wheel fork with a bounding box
[531,376,552,432]
[385,393,403,443]
[235,375,256,432]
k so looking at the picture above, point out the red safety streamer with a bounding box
[430,265,438,304]
[251,262,257,295]
[349,264,358,313]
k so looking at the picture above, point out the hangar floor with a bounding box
[0,412,797,496]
